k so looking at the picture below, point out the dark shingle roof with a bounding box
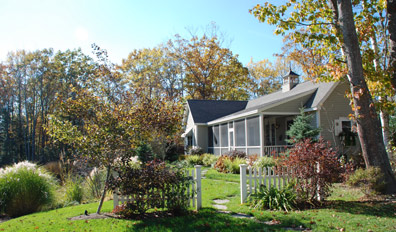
[187,100,248,123]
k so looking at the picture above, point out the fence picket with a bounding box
[113,166,202,211]
[240,165,291,203]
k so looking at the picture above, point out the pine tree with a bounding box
[286,108,321,144]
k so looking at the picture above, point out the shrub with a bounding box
[214,155,230,173]
[224,150,247,160]
[254,156,276,169]
[0,161,56,217]
[201,153,218,167]
[286,108,321,144]
[347,167,386,195]
[282,138,342,204]
[185,155,203,166]
[188,146,204,156]
[110,160,193,216]
[136,143,155,163]
[84,167,107,199]
[249,182,296,211]
[65,176,84,204]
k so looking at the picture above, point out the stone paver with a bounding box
[212,204,228,210]
[213,199,230,204]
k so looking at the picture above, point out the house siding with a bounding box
[267,94,313,113]
[320,82,353,145]
[186,110,195,130]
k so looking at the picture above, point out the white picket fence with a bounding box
[113,165,202,210]
[239,164,292,203]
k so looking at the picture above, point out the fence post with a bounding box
[240,164,248,204]
[316,162,321,201]
[113,189,119,209]
[195,165,202,210]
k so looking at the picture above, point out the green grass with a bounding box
[1,168,396,231]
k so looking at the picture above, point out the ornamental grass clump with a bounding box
[0,161,56,217]
[249,182,296,211]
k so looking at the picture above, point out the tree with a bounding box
[250,0,396,193]
[286,108,321,144]
[119,46,183,101]
[47,45,182,214]
[167,28,250,100]
[388,0,396,91]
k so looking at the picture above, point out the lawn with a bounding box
[1,169,396,231]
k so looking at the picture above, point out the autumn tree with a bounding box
[250,0,396,192]
[247,57,303,97]
[47,45,182,213]
[119,46,183,101]
[167,27,250,100]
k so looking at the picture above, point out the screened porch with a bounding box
[207,114,295,157]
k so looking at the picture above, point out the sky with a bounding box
[0,0,284,66]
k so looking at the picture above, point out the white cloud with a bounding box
[74,27,89,42]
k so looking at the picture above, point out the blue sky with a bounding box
[0,0,283,65]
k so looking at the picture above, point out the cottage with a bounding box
[182,71,357,157]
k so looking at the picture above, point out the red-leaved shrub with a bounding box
[282,138,342,204]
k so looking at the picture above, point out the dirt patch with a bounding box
[68,213,119,221]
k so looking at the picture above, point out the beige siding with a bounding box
[186,110,195,130]
[196,125,208,151]
[267,94,313,113]
[319,82,353,145]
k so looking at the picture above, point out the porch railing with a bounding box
[263,145,292,157]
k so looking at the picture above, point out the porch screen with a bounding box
[213,125,219,147]
[208,126,213,147]
[220,124,228,147]
[235,119,245,146]
[247,116,260,146]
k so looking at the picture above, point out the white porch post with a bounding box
[259,114,264,157]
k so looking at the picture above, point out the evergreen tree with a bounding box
[286,108,321,144]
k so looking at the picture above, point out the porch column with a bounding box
[259,114,264,157]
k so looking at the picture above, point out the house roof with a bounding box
[245,81,336,111]
[186,81,340,125]
[187,100,248,123]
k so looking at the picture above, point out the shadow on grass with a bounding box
[324,200,396,218]
[126,208,307,232]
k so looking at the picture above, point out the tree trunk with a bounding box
[96,165,111,214]
[336,0,396,193]
[388,0,396,91]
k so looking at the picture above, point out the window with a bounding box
[335,118,356,146]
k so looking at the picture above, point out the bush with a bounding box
[347,167,386,195]
[136,143,155,163]
[84,167,107,199]
[188,146,204,156]
[223,150,247,160]
[254,156,276,169]
[249,182,296,211]
[0,161,56,217]
[185,155,203,166]
[65,176,84,204]
[110,160,193,216]
[201,153,218,167]
[282,138,342,204]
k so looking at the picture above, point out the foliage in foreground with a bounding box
[110,160,193,216]
[282,138,342,204]
[347,167,386,195]
[249,182,296,211]
[0,161,56,217]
